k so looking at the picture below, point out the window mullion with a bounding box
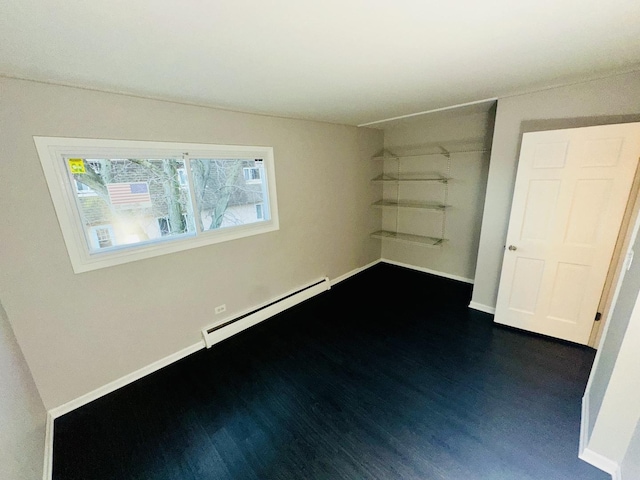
[183,153,203,235]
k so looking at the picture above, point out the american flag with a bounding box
[107,182,152,208]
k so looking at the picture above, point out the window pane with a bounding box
[94,227,113,248]
[71,158,195,253]
[191,158,269,231]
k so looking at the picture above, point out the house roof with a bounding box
[1,0,639,126]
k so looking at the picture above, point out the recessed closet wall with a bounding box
[372,103,496,282]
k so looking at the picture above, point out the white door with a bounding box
[494,122,640,345]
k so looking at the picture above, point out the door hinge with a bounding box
[595,312,602,322]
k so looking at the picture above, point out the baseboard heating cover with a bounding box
[202,277,331,348]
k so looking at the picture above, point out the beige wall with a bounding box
[471,70,640,309]
[377,107,495,280]
[0,78,383,409]
[0,300,46,480]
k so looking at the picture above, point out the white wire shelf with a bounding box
[370,230,445,247]
[371,149,489,161]
[371,200,447,211]
[371,174,449,183]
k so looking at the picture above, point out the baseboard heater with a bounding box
[202,277,331,348]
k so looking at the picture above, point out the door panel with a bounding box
[494,123,640,345]
[508,257,545,314]
[521,180,560,241]
[532,141,568,168]
[564,179,611,245]
[547,262,589,323]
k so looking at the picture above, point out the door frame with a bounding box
[588,157,640,347]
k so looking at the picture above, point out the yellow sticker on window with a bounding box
[68,159,86,174]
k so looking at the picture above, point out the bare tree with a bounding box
[191,159,246,230]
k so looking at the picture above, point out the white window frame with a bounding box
[34,137,279,273]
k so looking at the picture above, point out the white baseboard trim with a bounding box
[578,396,621,480]
[331,259,382,286]
[48,341,204,420]
[42,412,54,480]
[580,395,589,455]
[468,301,496,315]
[579,448,621,479]
[380,259,474,284]
[43,341,205,479]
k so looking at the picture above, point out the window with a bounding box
[176,168,188,186]
[91,225,114,249]
[157,214,188,237]
[157,217,171,236]
[35,137,279,273]
[75,180,96,196]
[243,166,262,184]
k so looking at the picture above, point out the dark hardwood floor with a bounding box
[53,263,608,479]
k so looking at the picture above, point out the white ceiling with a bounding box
[1,0,640,126]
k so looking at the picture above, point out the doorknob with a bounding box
[508,245,517,251]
